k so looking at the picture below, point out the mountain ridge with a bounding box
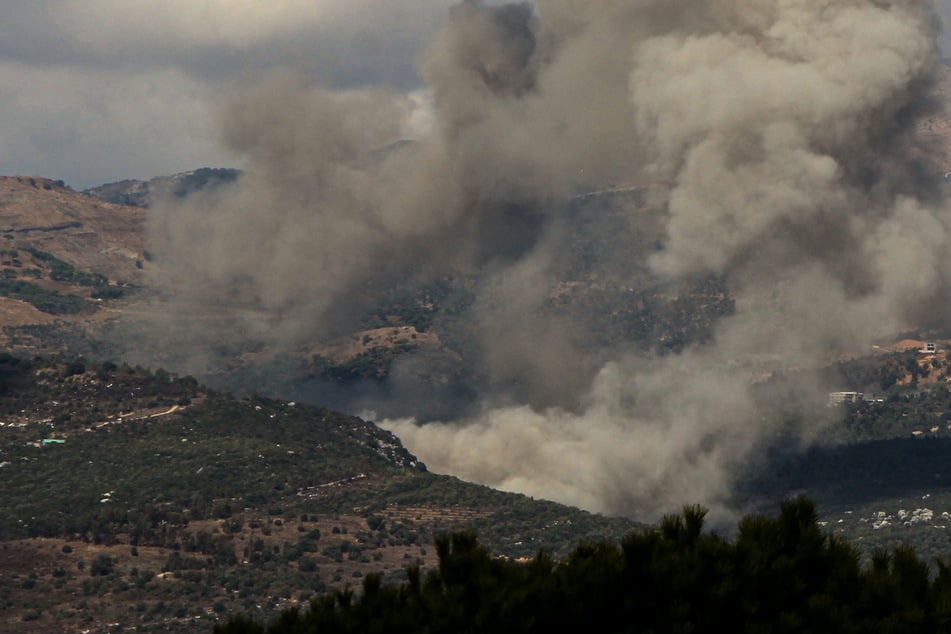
[81,168,242,208]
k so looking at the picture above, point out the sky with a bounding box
[0,0,456,189]
[2,0,950,190]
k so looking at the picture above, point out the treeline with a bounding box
[217,497,951,633]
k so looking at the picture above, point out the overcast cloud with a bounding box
[1,0,950,189]
[0,0,454,188]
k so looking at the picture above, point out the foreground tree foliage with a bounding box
[216,497,951,633]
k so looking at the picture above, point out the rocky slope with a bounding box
[82,168,241,208]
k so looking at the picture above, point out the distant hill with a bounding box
[82,167,242,208]
[0,168,735,414]
[0,176,146,354]
[0,355,638,632]
[0,175,145,282]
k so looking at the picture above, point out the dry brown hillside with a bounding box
[0,176,148,354]
[0,175,146,283]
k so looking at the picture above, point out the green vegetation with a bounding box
[0,354,639,630]
[0,379,418,541]
[751,349,951,446]
[169,168,241,198]
[312,342,419,383]
[841,388,951,441]
[19,247,108,287]
[359,279,455,333]
[0,279,95,314]
[219,497,951,633]
[2,321,97,356]
[82,167,242,207]
[0,246,127,316]
[0,373,634,558]
[6,352,951,630]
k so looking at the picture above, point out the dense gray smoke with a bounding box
[143,0,950,521]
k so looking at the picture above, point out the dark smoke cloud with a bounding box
[145,0,642,345]
[139,0,951,522]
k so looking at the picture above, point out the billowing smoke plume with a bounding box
[140,0,950,521]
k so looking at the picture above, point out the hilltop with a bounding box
[82,168,241,208]
[0,176,150,357]
[0,176,146,282]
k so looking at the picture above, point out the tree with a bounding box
[90,554,115,576]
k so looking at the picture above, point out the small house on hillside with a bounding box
[828,392,863,406]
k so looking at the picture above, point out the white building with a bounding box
[828,391,863,406]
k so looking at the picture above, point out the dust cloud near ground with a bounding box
[138,1,951,522]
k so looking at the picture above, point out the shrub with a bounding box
[90,554,115,576]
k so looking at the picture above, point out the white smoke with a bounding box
[385,0,949,521]
[143,0,950,521]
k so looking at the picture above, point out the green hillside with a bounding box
[221,498,951,634]
[0,355,636,632]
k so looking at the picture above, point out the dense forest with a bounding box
[217,497,951,634]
